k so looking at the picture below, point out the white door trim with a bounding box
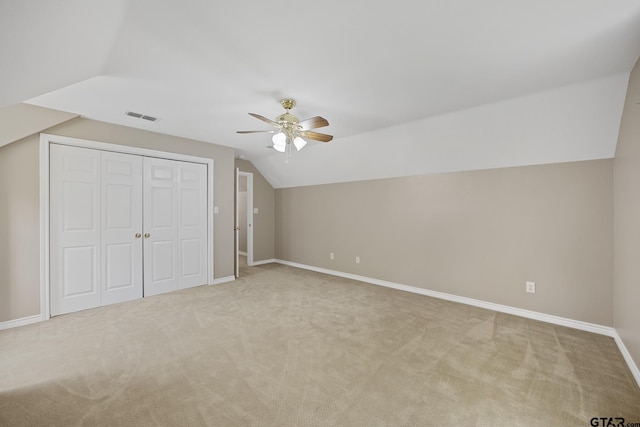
[39,133,215,320]
[234,168,239,278]
[238,171,254,266]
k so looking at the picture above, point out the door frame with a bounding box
[234,170,254,277]
[234,168,254,277]
[239,171,253,266]
[39,133,215,320]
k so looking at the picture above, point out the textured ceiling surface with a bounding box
[2,0,640,187]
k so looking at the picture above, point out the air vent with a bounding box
[125,111,157,122]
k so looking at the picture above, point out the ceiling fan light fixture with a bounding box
[293,136,307,151]
[237,98,332,162]
[272,132,286,146]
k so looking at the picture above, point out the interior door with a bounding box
[143,157,208,295]
[50,144,102,316]
[177,161,208,289]
[101,151,143,306]
[243,172,253,266]
[235,167,240,277]
[143,157,179,296]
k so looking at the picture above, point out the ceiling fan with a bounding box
[237,99,333,160]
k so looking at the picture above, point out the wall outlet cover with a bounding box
[526,281,536,293]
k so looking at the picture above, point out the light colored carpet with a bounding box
[1,261,639,426]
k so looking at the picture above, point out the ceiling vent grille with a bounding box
[125,111,157,122]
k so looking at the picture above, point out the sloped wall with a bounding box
[614,58,640,370]
[0,103,77,148]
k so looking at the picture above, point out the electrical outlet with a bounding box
[355,256,360,264]
[526,281,536,294]
[330,252,334,260]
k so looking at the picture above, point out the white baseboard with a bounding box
[612,331,640,387]
[250,258,276,266]
[274,259,639,388]
[275,259,614,335]
[212,276,235,285]
[0,314,42,331]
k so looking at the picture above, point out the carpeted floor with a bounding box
[1,260,639,426]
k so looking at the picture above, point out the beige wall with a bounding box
[0,136,41,321]
[614,59,640,367]
[276,160,614,326]
[0,103,77,148]
[235,159,275,262]
[0,116,236,322]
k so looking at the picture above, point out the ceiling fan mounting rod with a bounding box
[280,98,296,111]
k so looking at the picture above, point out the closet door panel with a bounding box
[101,151,143,306]
[178,162,208,289]
[50,144,102,316]
[143,157,179,296]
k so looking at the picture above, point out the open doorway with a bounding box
[235,170,253,277]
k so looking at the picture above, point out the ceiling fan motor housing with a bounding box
[276,112,299,125]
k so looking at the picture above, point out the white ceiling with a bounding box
[2,0,640,187]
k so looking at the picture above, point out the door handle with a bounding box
[135,233,142,238]
[144,233,150,238]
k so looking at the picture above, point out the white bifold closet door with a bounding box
[50,145,143,315]
[143,157,208,297]
[50,144,208,316]
[101,150,144,306]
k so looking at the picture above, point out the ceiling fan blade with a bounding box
[299,130,333,142]
[236,130,276,134]
[248,113,279,127]
[298,116,329,130]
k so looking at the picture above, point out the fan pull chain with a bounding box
[285,140,292,163]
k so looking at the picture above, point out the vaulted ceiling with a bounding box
[2,0,640,187]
